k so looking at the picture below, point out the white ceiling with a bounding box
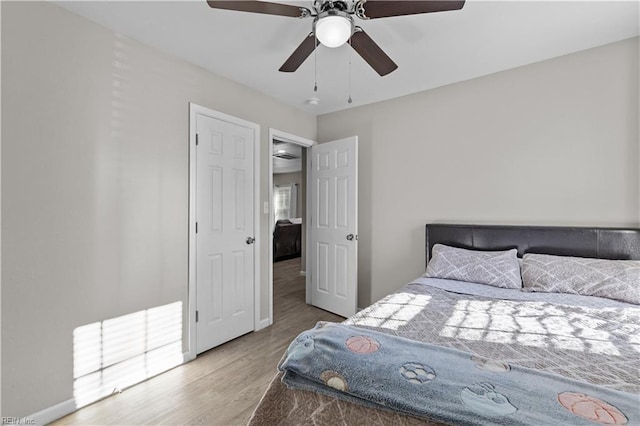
[54,1,639,115]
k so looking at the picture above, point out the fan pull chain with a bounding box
[347,38,353,104]
[314,36,318,92]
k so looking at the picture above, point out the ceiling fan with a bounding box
[207,0,465,76]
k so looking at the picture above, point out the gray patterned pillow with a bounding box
[522,253,640,304]
[425,244,522,289]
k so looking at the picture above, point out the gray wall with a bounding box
[318,37,640,308]
[1,1,315,416]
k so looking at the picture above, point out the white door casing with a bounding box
[191,106,258,355]
[267,129,314,327]
[308,136,358,318]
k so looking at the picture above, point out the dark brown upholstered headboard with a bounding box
[425,224,640,266]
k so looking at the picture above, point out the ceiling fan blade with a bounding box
[358,0,465,19]
[350,30,398,76]
[206,0,308,18]
[279,33,316,72]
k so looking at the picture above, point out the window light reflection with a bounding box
[346,292,432,330]
[73,301,183,408]
[440,299,636,356]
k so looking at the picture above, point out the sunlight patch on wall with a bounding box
[73,301,183,408]
[440,299,623,356]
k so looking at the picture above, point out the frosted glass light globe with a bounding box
[315,15,352,48]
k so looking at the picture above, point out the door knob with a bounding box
[346,234,355,241]
[246,237,255,244]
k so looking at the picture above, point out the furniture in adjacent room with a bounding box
[273,219,302,262]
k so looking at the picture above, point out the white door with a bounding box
[196,113,255,354]
[308,136,358,318]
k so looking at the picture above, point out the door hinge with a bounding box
[195,134,199,146]
[196,310,199,323]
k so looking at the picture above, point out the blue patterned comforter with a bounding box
[280,322,639,425]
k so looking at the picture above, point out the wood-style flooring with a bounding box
[52,258,343,425]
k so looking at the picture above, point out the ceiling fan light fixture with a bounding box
[315,13,352,48]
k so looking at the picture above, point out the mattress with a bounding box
[248,278,640,425]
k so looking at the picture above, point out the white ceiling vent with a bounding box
[273,151,300,160]
[272,141,302,160]
[272,141,303,174]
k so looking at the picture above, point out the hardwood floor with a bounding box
[52,258,343,425]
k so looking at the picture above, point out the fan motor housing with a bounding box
[317,0,350,13]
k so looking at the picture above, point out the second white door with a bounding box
[308,136,358,318]
[196,112,256,354]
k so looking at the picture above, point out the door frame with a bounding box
[267,128,315,326]
[187,103,261,361]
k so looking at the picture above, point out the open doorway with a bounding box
[267,129,315,325]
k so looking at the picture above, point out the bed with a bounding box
[249,224,640,425]
[273,219,302,261]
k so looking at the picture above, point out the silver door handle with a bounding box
[346,234,355,241]
[246,237,255,244]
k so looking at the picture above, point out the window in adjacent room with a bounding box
[274,183,297,222]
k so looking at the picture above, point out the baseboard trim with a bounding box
[28,352,193,425]
[299,270,306,277]
[183,349,196,363]
[256,317,271,331]
[29,398,76,426]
